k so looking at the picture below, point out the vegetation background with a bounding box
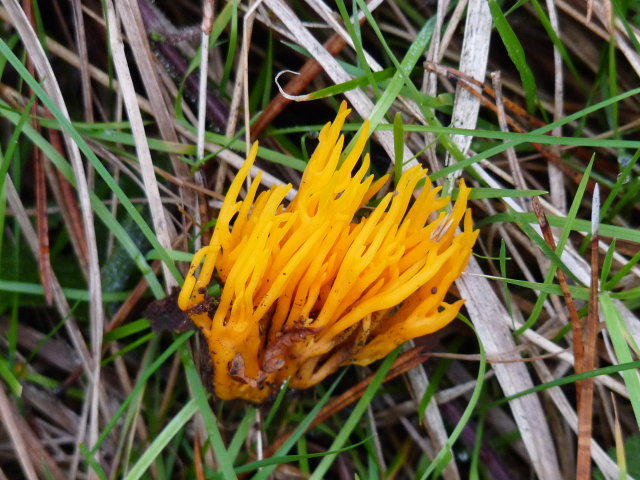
[0,0,639,478]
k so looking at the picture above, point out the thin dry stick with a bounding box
[194,430,206,480]
[490,72,527,193]
[531,197,585,372]
[576,185,601,479]
[491,72,565,322]
[532,360,622,478]
[430,0,561,472]
[216,0,263,194]
[241,0,262,156]
[46,122,90,275]
[250,28,350,140]
[23,0,54,306]
[119,0,191,186]
[34,143,54,305]
[403,343,460,479]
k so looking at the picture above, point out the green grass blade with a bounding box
[485,359,640,410]
[94,332,193,451]
[250,369,347,480]
[308,349,401,480]
[0,101,165,298]
[227,406,256,462]
[599,295,640,427]
[123,398,198,480]
[429,86,640,181]
[179,344,238,480]
[0,39,180,288]
[488,0,538,112]
[393,112,404,186]
[420,315,486,478]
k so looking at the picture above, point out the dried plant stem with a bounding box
[105,0,176,290]
[576,185,601,479]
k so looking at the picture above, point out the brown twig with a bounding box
[576,185,600,479]
[490,70,586,418]
[24,0,53,306]
[47,120,91,273]
[194,429,206,480]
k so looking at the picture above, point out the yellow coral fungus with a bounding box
[178,102,478,402]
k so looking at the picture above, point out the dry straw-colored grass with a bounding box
[0,0,639,479]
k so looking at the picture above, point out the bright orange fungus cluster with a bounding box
[178,102,478,402]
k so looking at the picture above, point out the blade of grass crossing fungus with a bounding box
[227,407,256,462]
[250,369,347,480]
[123,399,198,480]
[0,40,180,290]
[419,316,486,479]
[601,294,640,428]
[307,349,401,480]
[179,344,238,480]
